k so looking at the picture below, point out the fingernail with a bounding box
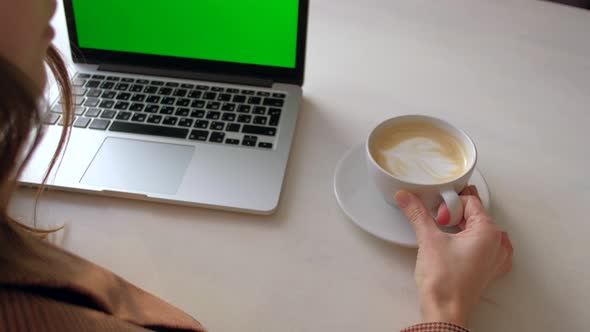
[394,191,411,208]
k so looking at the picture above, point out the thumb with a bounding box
[394,191,439,243]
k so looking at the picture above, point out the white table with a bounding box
[9,1,590,331]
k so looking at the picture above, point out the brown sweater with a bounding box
[0,221,206,332]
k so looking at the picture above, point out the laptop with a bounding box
[19,0,309,214]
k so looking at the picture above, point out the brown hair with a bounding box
[0,45,73,232]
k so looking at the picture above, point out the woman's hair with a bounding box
[0,45,73,231]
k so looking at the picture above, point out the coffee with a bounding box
[369,119,469,184]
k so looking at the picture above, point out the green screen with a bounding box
[71,0,299,68]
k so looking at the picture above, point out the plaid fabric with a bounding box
[401,322,470,332]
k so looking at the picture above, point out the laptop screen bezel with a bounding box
[62,1,308,86]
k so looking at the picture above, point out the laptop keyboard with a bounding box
[46,72,287,150]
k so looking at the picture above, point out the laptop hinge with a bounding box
[98,64,274,88]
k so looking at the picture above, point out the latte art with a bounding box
[370,120,469,184]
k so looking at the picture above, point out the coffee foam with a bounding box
[371,120,469,184]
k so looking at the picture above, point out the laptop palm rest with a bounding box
[81,137,194,195]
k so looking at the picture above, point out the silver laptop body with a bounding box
[19,1,309,215]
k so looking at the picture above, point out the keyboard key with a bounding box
[247,97,262,105]
[114,101,130,110]
[165,82,179,87]
[146,114,163,124]
[100,81,115,89]
[178,118,194,127]
[76,73,91,79]
[51,104,63,113]
[162,116,178,126]
[175,108,190,117]
[268,108,282,116]
[102,91,117,99]
[237,115,251,123]
[252,106,266,115]
[107,76,120,81]
[44,113,60,125]
[145,105,160,113]
[130,103,145,112]
[158,87,173,96]
[84,98,100,107]
[227,123,241,132]
[115,83,129,91]
[110,121,188,139]
[263,98,284,107]
[211,87,224,92]
[242,89,255,95]
[144,86,158,94]
[233,95,246,103]
[269,108,282,126]
[196,85,209,90]
[92,74,106,79]
[242,139,257,147]
[210,122,225,131]
[242,124,277,136]
[206,111,221,120]
[100,110,117,119]
[161,97,176,105]
[203,92,217,100]
[116,111,132,121]
[259,142,273,149]
[238,105,251,113]
[136,79,150,84]
[257,91,271,97]
[99,100,115,109]
[159,106,174,115]
[121,78,135,83]
[191,100,205,108]
[209,131,225,143]
[146,95,161,103]
[73,87,88,96]
[226,88,240,94]
[253,116,268,125]
[206,102,220,110]
[89,119,110,130]
[194,120,209,129]
[181,83,194,89]
[116,92,131,101]
[85,80,100,88]
[222,112,236,122]
[130,84,144,92]
[218,93,231,102]
[131,113,147,122]
[225,138,240,145]
[176,98,190,107]
[87,89,102,98]
[85,108,101,117]
[74,106,86,115]
[174,89,188,97]
[190,109,206,118]
[189,130,209,141]
[131,94,146,102]
[151,80,164,86]
[221,103,236,112]
[188,90,202,99]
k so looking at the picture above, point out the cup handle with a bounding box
[440,189,463,227]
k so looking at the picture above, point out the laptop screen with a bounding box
[71,0,299,69]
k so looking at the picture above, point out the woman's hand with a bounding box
[394,186,513,327]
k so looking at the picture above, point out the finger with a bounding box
[460,185,475,196]
[394,191,440,244]
[461,195,493,228]
[436,203,450,226]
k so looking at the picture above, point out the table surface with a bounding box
[9,0,590,331]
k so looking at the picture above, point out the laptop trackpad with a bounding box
[81,137,194,195]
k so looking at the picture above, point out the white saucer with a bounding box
[334,144,491,248]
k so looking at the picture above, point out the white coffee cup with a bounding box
[366,115,477,226]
